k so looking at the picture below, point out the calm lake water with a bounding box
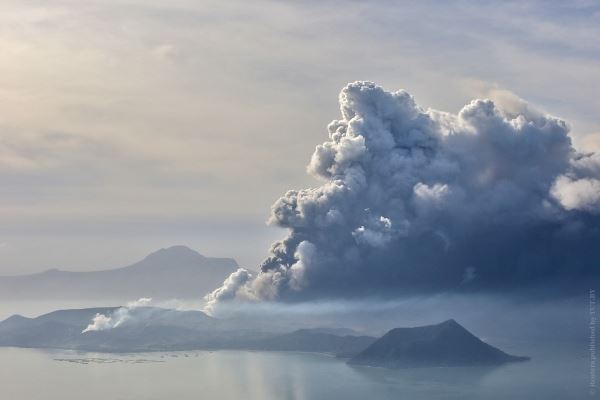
[0,343,590,400]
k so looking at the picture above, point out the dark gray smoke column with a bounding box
[205,81,600,312]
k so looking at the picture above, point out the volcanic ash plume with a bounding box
[205,81,600,313]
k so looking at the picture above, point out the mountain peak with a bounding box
[141,245,206,265]
[1,314,28,323]
[386,319,462,336]
[349,319,529,368]
[149,245,205,258]
[0,245,238,301]
[440,318,462,329]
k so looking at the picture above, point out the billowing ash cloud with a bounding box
[205,81,600,312]
[82,298,152,333]
[204,268,254,314]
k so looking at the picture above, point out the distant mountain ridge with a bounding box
[0,246,238,301]
[0,307,375,355]
[349,319,529,368]
[0,309,529,366]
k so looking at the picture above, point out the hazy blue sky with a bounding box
[0,0,599,274]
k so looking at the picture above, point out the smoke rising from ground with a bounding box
[82,298,152,333]
[205,81,600,314]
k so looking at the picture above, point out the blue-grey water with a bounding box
[0,342,590,400]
